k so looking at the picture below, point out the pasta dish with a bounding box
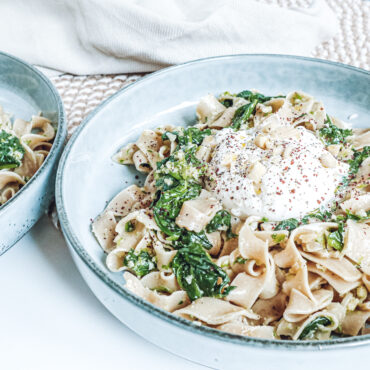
[0,106,55,205]
[93,90,369,340]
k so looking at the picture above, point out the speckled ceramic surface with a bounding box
[56,55,369,369]
[0,52,66,255]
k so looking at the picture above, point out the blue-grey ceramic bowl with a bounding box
[0,52,66,255]
[56,55,369,369]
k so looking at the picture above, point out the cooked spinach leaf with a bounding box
[153,181,201,238]
[276,210,334,232]
[346,210,370,221]
[157,128,210,186]
[337,146,370,190]
[0,130,25,170]
[274,218,300,232]
[275,211,345,250]
[153,183,213,249]
[173,230,213,250]
[301,209,333,224]
[162,127,211,147]
[236,90,285,103]
[298,316,332,340]
[123,249,157,278]
[319,115,352,145]
[348,146,370,177]
[171,244,233,301]
[206,210,237,239]
[179,127,212,146]
[155,174,180,191]
[231,99,258,130]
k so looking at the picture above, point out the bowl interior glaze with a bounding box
[57,54,369,349]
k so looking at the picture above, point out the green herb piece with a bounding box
[298,316,333,340]
[261,217,269,222]
[0,130,25,169]
[171,244,233,301]
[275,210,335,233]
[348,146,370,178]
[234,256,248,265]
[271,233,286,244]
[231,99,258,130]
[221,99,233,108]
[319,115,352,146]
[274,218,300,232]
[326,222,345,251]
[162,127,211,147]
[161,130,179,142]
[346,210,370,221]
[124,220,135,233]
[206,210,237,239]
[315,233,327,247]
[140,163,151,169]
[156,148,206,184]
[337,146,369,191]
[155,174,180,191]
[293,92,303,101]
[123,249,157,278]
[152,286,172,294]
[236,90,285,103]
[156,128,210,187]
[301,209,333,223]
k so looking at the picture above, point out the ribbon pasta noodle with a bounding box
[0,106,55,205]
[93,89,369,340]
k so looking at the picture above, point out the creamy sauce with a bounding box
[205,125,349,221]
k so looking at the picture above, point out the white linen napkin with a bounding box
[0,0,337,75]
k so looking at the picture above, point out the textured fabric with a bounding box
[0,0,337,75]
[49,0,369,137]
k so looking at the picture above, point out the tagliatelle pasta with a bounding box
[0,106,55,205]
[93,89,370,340]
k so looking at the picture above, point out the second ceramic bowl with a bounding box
[0,52,66,254]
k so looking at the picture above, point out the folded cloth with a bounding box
[0,0,337,75]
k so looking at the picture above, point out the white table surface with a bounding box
[2,216,370,370]
[0,216,205,370]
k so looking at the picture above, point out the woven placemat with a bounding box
[51,0,369,137]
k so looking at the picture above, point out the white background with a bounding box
[0,216,205,370]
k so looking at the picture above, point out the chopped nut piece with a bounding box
[320,152,337,168]
[327,144,341,157]
[255,134,268,149]
[248,161,266,183]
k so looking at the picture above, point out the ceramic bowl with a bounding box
[0,52,66,254]
[56,55,369,369]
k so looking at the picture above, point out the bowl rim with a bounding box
[56,53,370,350]
[0,51,66,220]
